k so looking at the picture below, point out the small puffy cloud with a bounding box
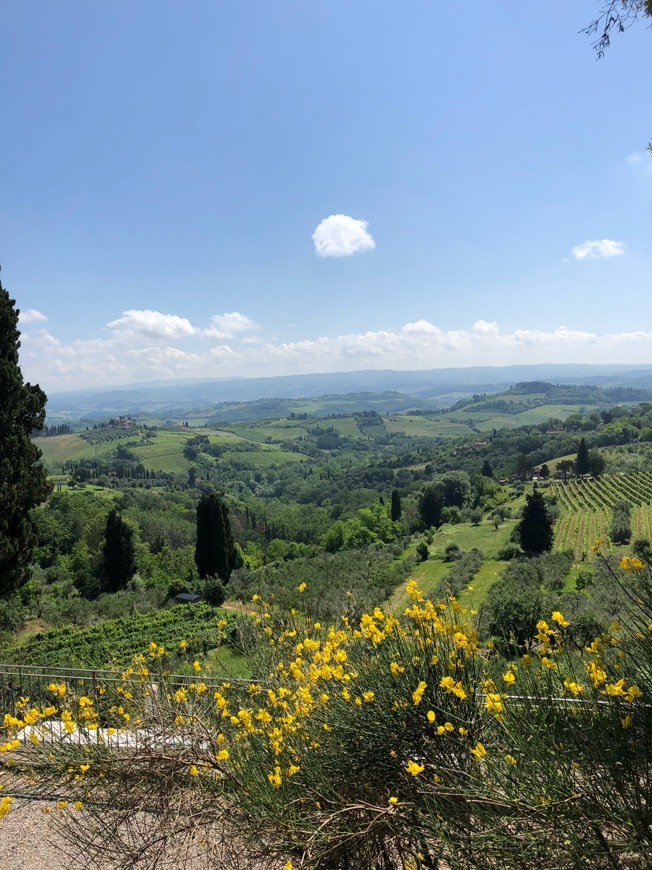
[203,312,257,339]
[19,308,48,324]
[312,214,375,258]
[625,150,652,178]
[571,239,626,260]
[107,309,198,339]
[473,320,499,335]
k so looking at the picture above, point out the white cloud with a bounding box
[571,239,626,260]
[203,312,257,339]
[19,315,652,393]
[312,214,375,258]
[625,150,652,178]
[107,309,198,339]
[19,309,48,324]
[473,320,499,335]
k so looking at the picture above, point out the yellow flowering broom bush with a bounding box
[0,554,650,869]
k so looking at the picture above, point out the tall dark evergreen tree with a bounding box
[101,509,136,593]
[0,279,51,595]
[195,493,236,582]
[517,489,554,555]
[390,489,402,522]
[576,437,590,479]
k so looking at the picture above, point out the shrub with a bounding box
[1,562,650,868]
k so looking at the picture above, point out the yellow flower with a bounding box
[439,676,466,699]
[363,691,375,703]
[502,671,515,685]
[0,796,13,819]
[484,693,503,714]
[405,760,424,777]
[189,765,199,776]
[193,660,201,672]
[470,742,487,759]
[297,582,307,593]
[426,710,436,724]
[604,678,626,697]
[283,861,294,870]
[412,681,427,705]
[551,611,569,628]
[388,796,398,805]
[505,754,516,765]
[563,679,583,696]
[390,661,405,675]
[216,749,229,762]
[268,766,283,788]
[625,685,643,703]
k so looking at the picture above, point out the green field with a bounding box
[389,519,517,612]
[231,421,310,443]
[130,430,195,473]
[384,416,469,437]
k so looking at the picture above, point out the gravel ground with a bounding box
[0,798,274,870]
[0,798,80,870]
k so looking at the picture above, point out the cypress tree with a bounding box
[0,278,51,595]
[517,489,554,555]
[390,488,402,522]
[481,459,493,478]
[576,437,590,479]
[195,493,236,582]
[101,509,136,593]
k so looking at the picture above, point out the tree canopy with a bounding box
[0,279,51,594]
[583,0,652,57]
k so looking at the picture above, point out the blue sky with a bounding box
[2,1,650,392]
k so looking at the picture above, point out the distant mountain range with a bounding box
[45,363,652,421]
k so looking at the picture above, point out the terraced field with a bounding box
[37,433,136,469]
[552,472,652,559]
